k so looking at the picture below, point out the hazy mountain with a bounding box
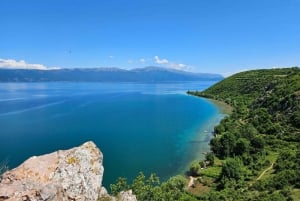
[0,66,223,82]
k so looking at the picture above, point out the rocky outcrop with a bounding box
[0,141,104,201]
[98,190,137,201]
[0,141,138,201]
[118,190,137,201]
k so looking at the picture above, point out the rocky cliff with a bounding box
[0,141,137,201]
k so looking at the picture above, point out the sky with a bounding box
[0,0,300,76]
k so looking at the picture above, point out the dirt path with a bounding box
[256,163,274,181]
[188,176,197,188]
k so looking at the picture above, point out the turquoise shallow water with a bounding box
[0,82,224,187]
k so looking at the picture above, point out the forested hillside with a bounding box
[109,67,300,201]
[188,67,300,200]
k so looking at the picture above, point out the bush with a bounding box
[110,177,129,196]
[189,161,201,176]
[221,157,244,181]
[205,152,215,166]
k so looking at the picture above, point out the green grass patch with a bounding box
[214,157,224,166]
[199,166,221,178]
[291,188,300,201]
[265,149,279,162]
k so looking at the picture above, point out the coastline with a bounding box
[179,96,232,175]
[208,98,233,115]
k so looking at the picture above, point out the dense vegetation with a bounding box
[110,67,300,201]
[108,173,198,201]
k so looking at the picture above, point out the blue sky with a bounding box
[0,0,299,75]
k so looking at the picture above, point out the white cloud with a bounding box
[124,56,192,71]
[0,58,60,70]
[169,63,187,69]
[109,55,114,59]
[154,56,169,64]
[153,56,191,71]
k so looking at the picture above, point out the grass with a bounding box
[291,188,300,201]
[253,150,278,180]
[199,166,222,179]
[265,150,279,162]
[186,179,211,196]
[185,157,223,197]
[196,157,223,179]
[213,157,224,165]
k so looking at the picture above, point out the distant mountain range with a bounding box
[0,66,223,82]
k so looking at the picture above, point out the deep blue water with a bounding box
[0,81,225,187]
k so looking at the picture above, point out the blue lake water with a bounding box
[0,81,225,187]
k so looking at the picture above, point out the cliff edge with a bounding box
[0,141,137,201]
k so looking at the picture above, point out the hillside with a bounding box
[187,67,300,200]
[0,67,223,82]
[103,67,300,201]
[190,67,300,141]
[192,67,299,105]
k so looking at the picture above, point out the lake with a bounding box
[0,81,225,187]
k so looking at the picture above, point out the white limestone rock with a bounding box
[118,190,137,201]
[0,141,104,201]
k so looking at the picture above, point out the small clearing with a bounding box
[256,163,274,181]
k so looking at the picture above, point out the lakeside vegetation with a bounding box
[110,67,300,200]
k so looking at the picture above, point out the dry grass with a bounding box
[186,178,211,196]
[291,189,300,201]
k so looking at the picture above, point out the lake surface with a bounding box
[0,81,225,187]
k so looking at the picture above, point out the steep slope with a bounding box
[190,67,300,140]
[193,67,300,105]
[188,67,300,200]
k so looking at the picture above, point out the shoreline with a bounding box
[207,98,233,115]
[178,96,231,175]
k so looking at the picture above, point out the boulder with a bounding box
[0,141,104,201]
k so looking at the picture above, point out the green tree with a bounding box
[210,137,222,157]
[161,175,193,201]
[131,172,161,201]
[274,150,296,172]
[250,136,265,153]
[189,161,200,176]
[221,157,244,181]
[205,152,215,166]
[234,138,250,156]
[130,173,197,201]
[220,132,236,158]
[240,124,257,140]
[291,109,300,128]
[110,177,128,196]
[214,124,225,134]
